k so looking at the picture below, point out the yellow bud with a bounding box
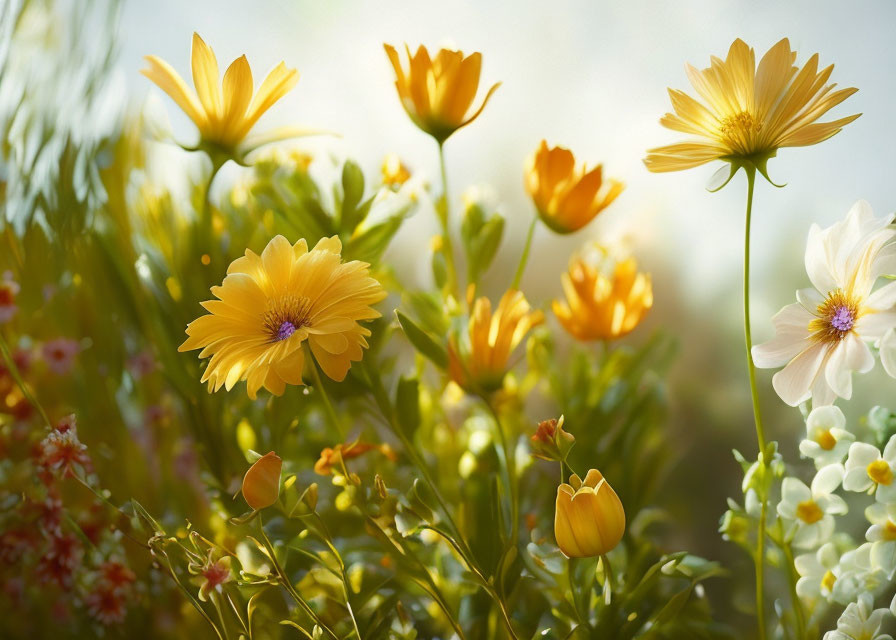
[241,451,282,511]
[554,469,625,558]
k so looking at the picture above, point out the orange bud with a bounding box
[242,451,282,510]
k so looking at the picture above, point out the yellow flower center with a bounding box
[810,289,860,343]
[262,295,313,342]
[884,520,896,541]
[821,570,836,592]
[814,429,837,451]
[719,111,762,143]
[868,459,894,486]
[796,499,824,524]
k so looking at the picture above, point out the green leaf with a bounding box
[468,216,504,282]
[395,310,448,369]
[344,216,403,264]
[340,161,366,232]
[395,376,421,438]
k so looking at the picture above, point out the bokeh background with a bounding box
[7,0,896,629]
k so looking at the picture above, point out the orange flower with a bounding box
[526,141,623,234]
[314,442,396,476]
[553,248,652,342]
[448,290,543,393]
[384,44,500,143]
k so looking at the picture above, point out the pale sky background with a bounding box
[117,0,896,420]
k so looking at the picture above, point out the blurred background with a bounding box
[5,0,896,632]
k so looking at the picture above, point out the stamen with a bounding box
[262,295,312,342]
[796,499,823,524]
[719,111,762,141]
[810,289,860,343]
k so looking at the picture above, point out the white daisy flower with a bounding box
[777,465,847,549]
[844,437,896,503]
[831,543,888,605]
[794,542,839,600]
[823,593,893,640]
[753,200,896,406]
[866,502,896,578]
[800,405,855,468]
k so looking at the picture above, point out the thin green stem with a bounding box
[0,332,52,428]
[436,142,460,299]
[255,517,339,640]
[742,165,768,640]
[780,538,806,640]
[307,348,346,440]
[482,398,519,542]
[310,514,362,640]
[511,216,537,290]
[211,593,232,640]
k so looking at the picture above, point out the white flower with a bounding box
[866,502,896,578]
[823,593,893,640]
[800,405,855,468]
[881,328,896,378]
[794,542,839,600]
[753,201,896,406]
[832,543,888,605]
[844,437,896,503]
[777,465,847,549]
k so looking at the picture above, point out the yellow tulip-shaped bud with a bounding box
[555,469,625,558]
[383,43,501,144]
[381,153,411,187]
[553,246,653,342]
[525,141,624,234]
[242,451,282,511]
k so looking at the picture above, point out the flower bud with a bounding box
[530,416,575,461]
[554,469,625,557]
[242,451,282,511]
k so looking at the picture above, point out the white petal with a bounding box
[812,463,845,495]
[772,342,828,406]
[846,442,882,471]
[807,405,846,432]
[805,223,838,295]
[879,328,896,378]
[856,309,896,340]
[866,281,896,312]
[752,303,815,368]
[782,477,812,504]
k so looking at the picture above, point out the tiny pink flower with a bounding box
[42,339,79,375]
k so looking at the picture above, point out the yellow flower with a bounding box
[555,469,625,558]
[142,33,299,154]
[553,248,652,341]
[384,43,500,143]
[448,290,543,392]
[381,153,411,187]
[526,141,624,234]
[242,451,281,511]
[644,38,859,177]
[179,235,386,398]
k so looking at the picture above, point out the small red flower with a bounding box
[38,415,92,477]
[86,582,129,625]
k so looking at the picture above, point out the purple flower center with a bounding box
[830,305,855,332]
[276,321,297,341]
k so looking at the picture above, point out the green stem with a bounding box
[307,348,346,440]
[483,398,519,542]
[0,332,52,428]
[510,216,537,290]
[256,517,339,640]
[780,539,806,640]
[436,142,460,299]
[742,165,768,640]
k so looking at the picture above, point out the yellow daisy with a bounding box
[384,43,500,143]
[448,290,543,393]
[142,33,299,155]
[179,236,386,399]
[644,38,859,177]
[553,248,652,342]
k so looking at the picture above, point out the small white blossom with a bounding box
[795,542,839,600]
[823,592,893,640]
[800,405,855,468]
[832,543,888,605]
[844,437,896,503]
[777,465,847,549]
[866,502,896,578]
